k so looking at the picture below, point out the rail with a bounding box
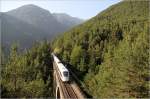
[54,61,78,98]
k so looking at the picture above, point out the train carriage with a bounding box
[52,53,69,82]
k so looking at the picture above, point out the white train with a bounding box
[52,53,69,82]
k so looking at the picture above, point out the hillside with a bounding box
[1,41,53,98]
[1,13,48,52]
[1,4,83,52]
[52,0,149,98]
[53,13,83,28]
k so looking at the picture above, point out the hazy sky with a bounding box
[1,0,122,19]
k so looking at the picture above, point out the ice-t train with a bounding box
[52,53,69,82]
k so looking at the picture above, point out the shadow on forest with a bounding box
[61,61,92,98]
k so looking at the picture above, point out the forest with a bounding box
[1,41,53,97]
[52,1,149,98]
[1,0,149,98]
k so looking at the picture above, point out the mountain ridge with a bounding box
[1,4,83,53]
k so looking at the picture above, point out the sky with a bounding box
[1,0,122,20]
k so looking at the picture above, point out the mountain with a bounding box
[1,12,47,50]
[1,4,83,52]
[53,13,84,28]
[52,1,149,98]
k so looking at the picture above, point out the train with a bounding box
[52,53,69,82]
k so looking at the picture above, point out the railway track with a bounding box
[54,62,78,98]
[63,82,78,98]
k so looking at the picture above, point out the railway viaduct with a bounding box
[52,55,86,99]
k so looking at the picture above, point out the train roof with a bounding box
[53,55,60,63]
[58,63,68,72]
[52,53,69,72]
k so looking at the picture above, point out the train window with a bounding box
[63,71,68,77]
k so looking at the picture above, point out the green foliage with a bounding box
[52,0,149,98]
[1,41,53,98]
[70,45,83,66]
[22,79,45,97]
